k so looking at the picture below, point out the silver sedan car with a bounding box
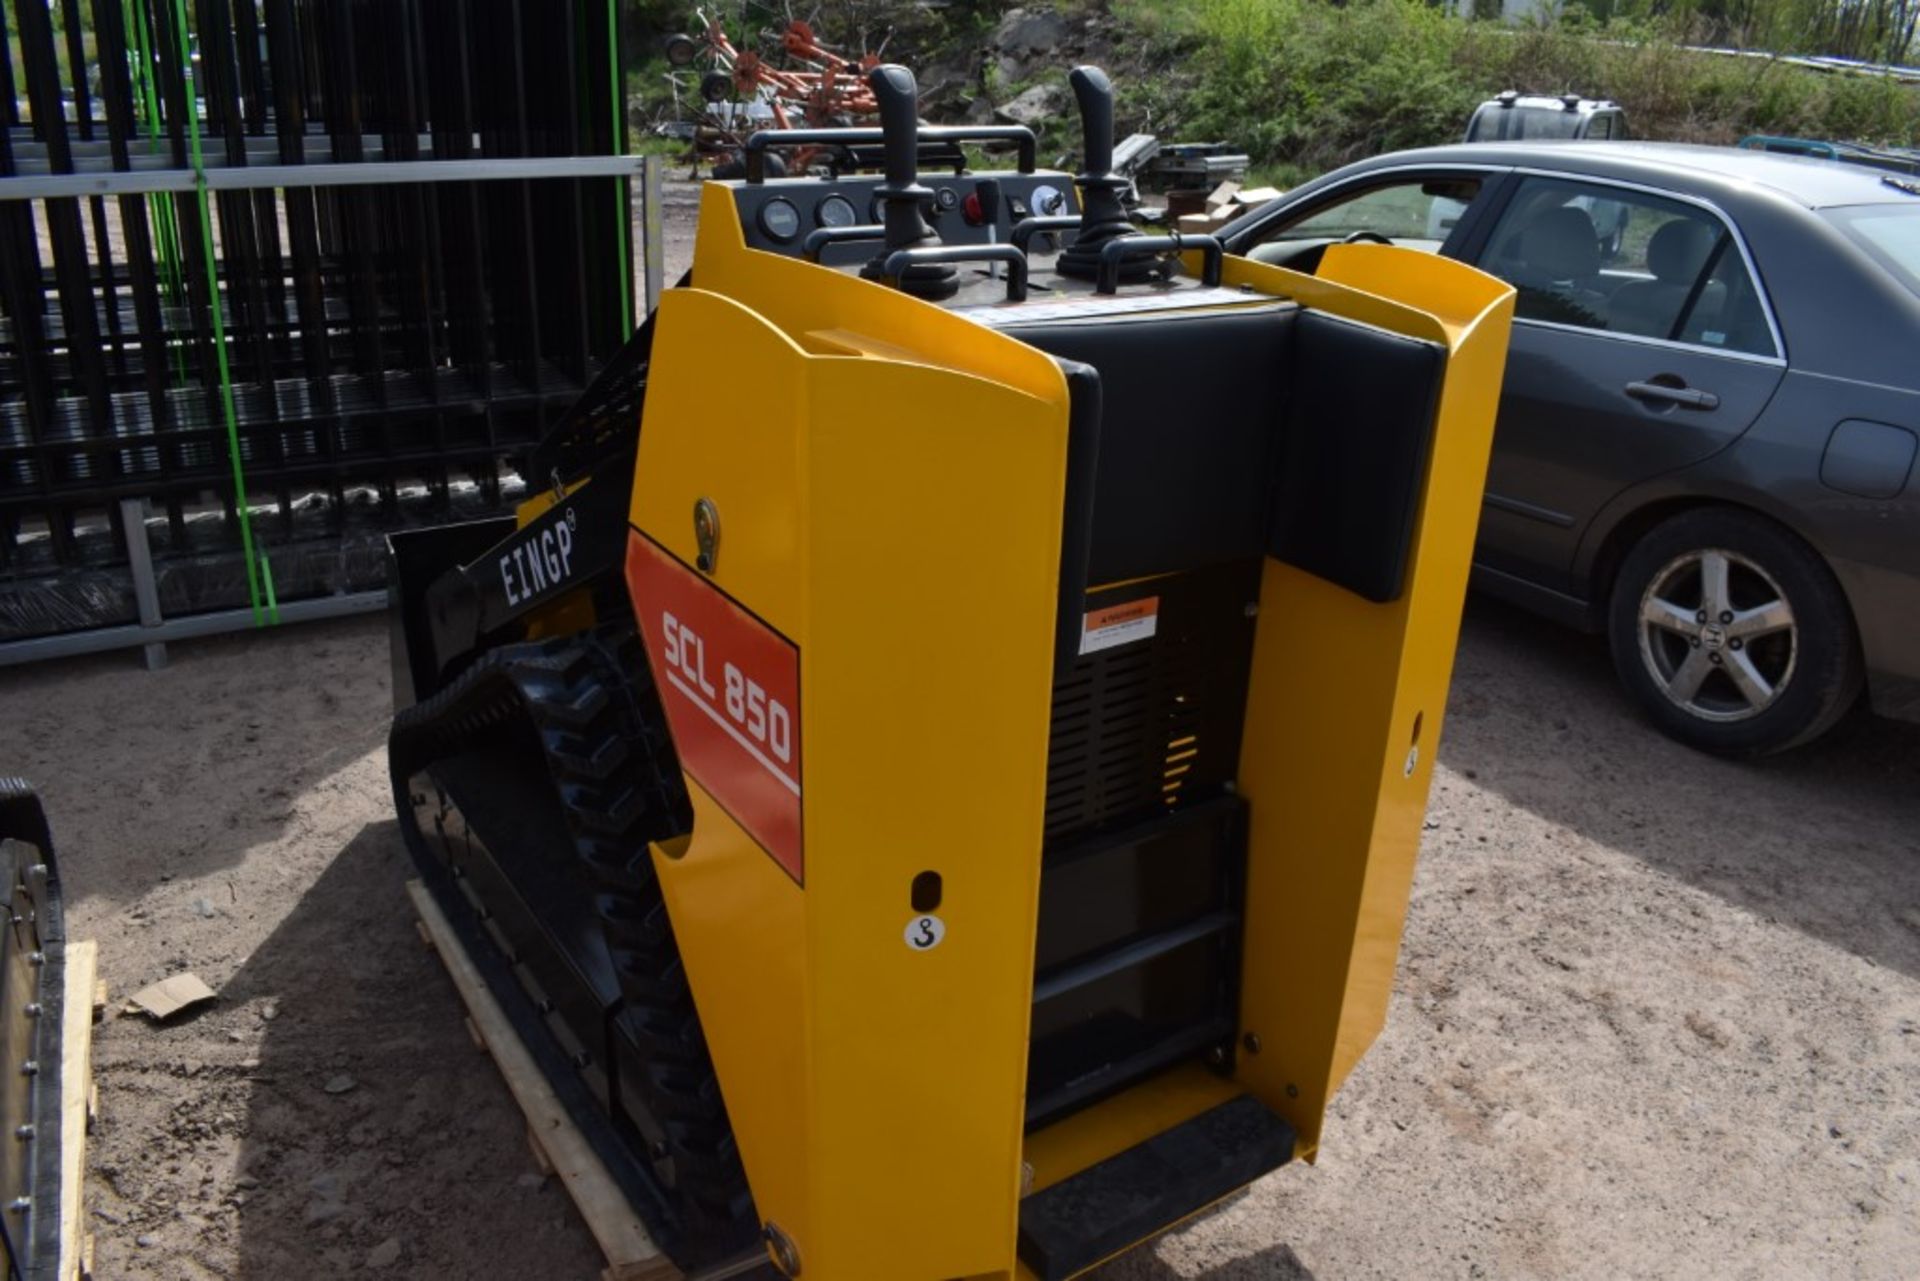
[1220,143,1920,754]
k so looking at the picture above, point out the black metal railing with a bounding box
[0,0,646,655]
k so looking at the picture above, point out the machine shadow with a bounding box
[213,818,608,1279]
[1095,1240,1318,1280]
[1440,594,1920,978]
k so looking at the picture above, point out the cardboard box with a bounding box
[1203,179,1242,210]
[1178,181,1287,232]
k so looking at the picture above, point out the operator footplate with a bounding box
[1027,796,1247,1128]
[1018,1094,1296,1280]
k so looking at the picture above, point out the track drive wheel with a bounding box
[526,627,757,1236]
[390,625,756,1253]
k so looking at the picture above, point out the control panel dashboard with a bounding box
[728,172,1083,267]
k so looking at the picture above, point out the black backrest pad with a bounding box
[1007,301,1445,601]
[1006,305,1293,585]
[1051,359,1103,680]
[1270,310,1446,603]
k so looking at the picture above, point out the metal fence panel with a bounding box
[0,0,644,662]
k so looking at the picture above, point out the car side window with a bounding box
[1674,238,1778,356]
[1477,177,1777,357]
[1249,177,1485,256]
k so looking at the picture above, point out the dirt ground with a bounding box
[10,596,1915,1281]
[6,179,1919,1279]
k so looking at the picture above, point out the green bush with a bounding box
[1108,0,1920,185]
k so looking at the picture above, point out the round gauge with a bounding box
[817,195,859,229]
[933,186,960,212]
[870,193,888,223]
[758,198,802,242]
[1032,183,1067,217]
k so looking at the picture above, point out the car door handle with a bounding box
[1625,380,1720,410]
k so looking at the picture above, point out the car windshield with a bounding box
[1469,105,1583,142]
[1823,203,1920,296]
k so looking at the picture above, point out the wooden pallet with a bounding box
[408,880,771,1281]
[59,940,99,1281]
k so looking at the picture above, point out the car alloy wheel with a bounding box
[1636,547,1797,723]
[1609,509,1862,755]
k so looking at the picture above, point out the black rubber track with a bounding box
[387,627,755,1246]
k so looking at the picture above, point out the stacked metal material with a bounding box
[0,0,636,651]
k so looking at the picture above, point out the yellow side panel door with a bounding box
[630,282,1072,1279]
[1221,246,1515,1152]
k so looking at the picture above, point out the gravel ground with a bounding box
[1104,602,1920,1281]
[4,179,1916,1279]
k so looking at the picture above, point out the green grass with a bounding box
[7,22,101,86]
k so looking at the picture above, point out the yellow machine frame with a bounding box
[619,185,1513,1278]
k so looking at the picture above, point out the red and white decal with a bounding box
[626,530,803,883]
[1079,595,1160,655]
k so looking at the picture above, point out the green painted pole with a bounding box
[169,0,269,625]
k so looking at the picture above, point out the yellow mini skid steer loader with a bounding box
[387,62,1514,1280]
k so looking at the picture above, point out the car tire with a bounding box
[1606,507,1862,756]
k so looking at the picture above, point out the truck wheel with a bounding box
[1607,508,1862,756]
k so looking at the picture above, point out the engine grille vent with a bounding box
[1043,559,1262,845]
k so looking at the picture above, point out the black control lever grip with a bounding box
[882,246,1030,303]
[975,178,1003,231]
[861,64,957,300]
[1057,65,1135,282]
[1093,234,1225,294]
[1071,66,1116,179]
[870,64,921,191]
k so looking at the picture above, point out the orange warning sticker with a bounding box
[1079,595,1160,655]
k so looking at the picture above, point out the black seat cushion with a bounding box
[1008,295,1441,604]
[1006,304,1295,585]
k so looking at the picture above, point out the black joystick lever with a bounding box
[1055,66,1144,283]
[860,64,958,301]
